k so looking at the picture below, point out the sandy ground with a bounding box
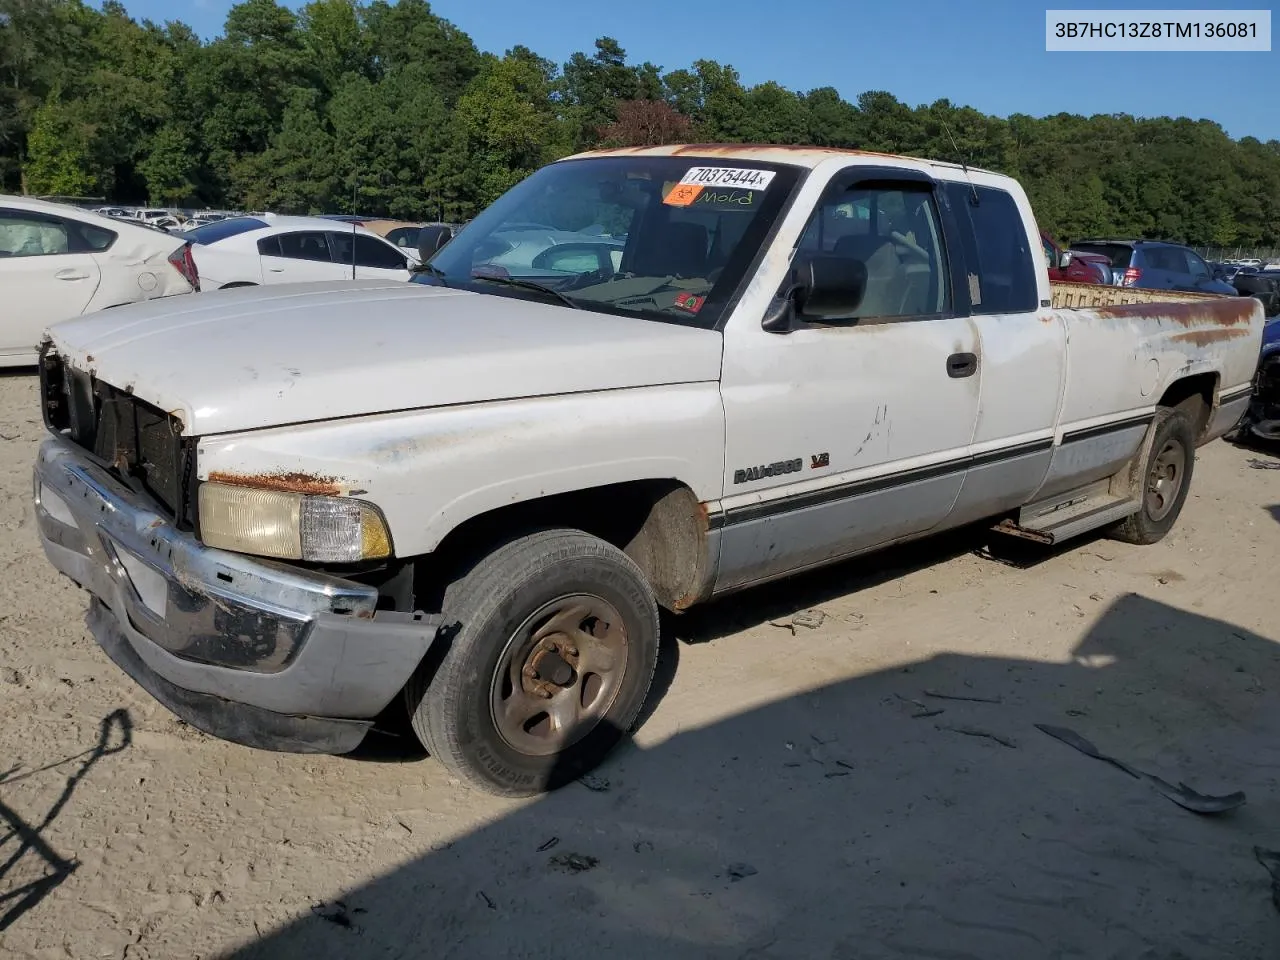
[1,368,1279,960]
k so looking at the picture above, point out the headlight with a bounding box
[197,482,391,562]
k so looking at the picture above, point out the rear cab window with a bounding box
[944,184,1038,314]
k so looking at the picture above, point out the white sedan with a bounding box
[184,215,420,289]
[0,196,198,367]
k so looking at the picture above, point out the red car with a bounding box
[1042,230,1111,284]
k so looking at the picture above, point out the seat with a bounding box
[632,221,709,278]
[833,233,905,317]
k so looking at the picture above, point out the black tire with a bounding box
[403,529,660,796]
[1109,408,1196,545]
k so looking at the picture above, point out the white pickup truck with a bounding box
[33,145,1264,795]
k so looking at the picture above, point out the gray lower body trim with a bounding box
[1031,418,1151,503]
[1207,392,1252,443]
[715,471,963,593]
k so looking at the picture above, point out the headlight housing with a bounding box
[197,482,392,562]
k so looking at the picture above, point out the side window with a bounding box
[352,234,408,269]
[0,209,71,257]
[257,235,281,257]
[276,232,332,262]
[80,222,117,251]
[386,227,419,249]
[1184,250,1211,279]
[796,182,950,320]
[946,185,1037,314]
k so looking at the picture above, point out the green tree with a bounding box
[456,49,569,205]
[24,98,98,195]
[138,123,197,203]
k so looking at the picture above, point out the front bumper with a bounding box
[34,436,439,754]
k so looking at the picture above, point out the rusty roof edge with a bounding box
[558,143,999,176]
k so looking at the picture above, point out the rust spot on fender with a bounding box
[1169,327,1252,347]
[1089,297,1258,328]
[673,500,716,612]
[208,470,344,496]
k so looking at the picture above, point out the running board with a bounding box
[994,495,1140,546]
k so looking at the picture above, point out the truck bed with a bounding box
[1050,282,1227,309]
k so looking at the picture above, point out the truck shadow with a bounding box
[677,522,1105,645]
[224,595,1280,959]
[0,708,132,932]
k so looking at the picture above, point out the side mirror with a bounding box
[763,255,868,333]
[796,255,868,319]
[417,224,453,262]
[1058,250,1074,269]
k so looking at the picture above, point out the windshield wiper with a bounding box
[413,262,450,286]
[470,275,580,309]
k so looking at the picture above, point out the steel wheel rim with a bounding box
[489,594,630,758]
[1145,438,1187,522]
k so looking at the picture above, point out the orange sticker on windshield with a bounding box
[663,183,704,207]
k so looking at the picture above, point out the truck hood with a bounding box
[46,280,724,436]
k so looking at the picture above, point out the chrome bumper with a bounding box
[34,436,437,744]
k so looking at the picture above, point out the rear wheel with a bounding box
[403,529,660,796]
[1109,408,1196,545]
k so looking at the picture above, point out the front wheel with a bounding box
[403,529,660,796]
[1109,408,1196,545]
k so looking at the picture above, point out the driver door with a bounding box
[716,173,982,592]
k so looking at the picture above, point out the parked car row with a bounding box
[181,215,421,288]
[0,196,445,364]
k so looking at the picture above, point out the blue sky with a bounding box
[112,0,1278,141]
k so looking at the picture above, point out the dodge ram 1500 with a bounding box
[33,145,1264,795]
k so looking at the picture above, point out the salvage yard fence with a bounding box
[1193,246,1280,265]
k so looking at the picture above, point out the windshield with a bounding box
[417,156,802,327]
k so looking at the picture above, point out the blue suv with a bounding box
[1070,239,1237,295]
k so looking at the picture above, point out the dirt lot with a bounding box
[2,368,1279,960]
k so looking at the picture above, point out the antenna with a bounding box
[351,177,358,279]
[940,117,979,206]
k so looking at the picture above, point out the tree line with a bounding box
[2,0,1279,247]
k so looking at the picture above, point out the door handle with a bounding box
[268,267,285,273]
[946,352,978,378]
[55,269,90,281]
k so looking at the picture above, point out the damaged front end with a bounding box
[1237,318,1280,443]
[33,345,439,755]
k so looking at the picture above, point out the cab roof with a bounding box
[561,143,1001,179]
